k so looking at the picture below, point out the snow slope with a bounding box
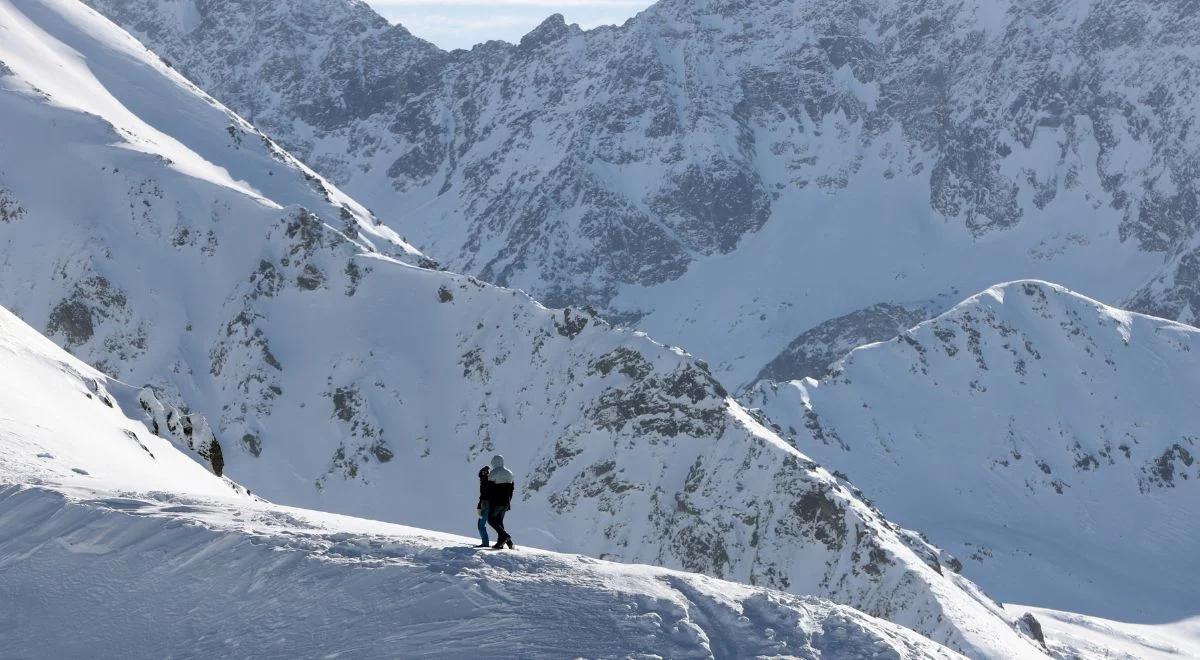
[0,0,426,267]
[1007,605,1200,660]
[0,305,963,659]
[0,487,967,659]
[0,1,1042,655]
[86,0,1200,386]
[749,281,1200,621]
[0,284,243,499]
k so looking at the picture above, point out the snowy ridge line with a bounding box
[749,280,1200,621]
[0,0,429,266]
[0,484,964,659]
[1006,604,1200,660]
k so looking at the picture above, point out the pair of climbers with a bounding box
[475,454,515,550]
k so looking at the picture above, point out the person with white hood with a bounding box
[483,454,515,549]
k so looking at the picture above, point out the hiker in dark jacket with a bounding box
[475,465,491,548]
[484,454,515,549]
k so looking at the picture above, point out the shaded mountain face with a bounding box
[87,0,1200,386]
[0,1,1042,655]
[753,302,933,383]
[748,281,1200,622]
[0,305,964,660]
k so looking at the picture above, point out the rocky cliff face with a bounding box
[87,0,1200,386]
[0,1,1041,655]
[749,280,1200,621]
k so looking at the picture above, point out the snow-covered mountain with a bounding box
[85,0,1200,386]
[0,0,428,267]
[0,0,1043,655]
[748,281,1200,621]
[0,305,965,659]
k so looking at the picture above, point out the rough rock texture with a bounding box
[87,0,1200,385]
[137,387,224,476]
[755,302,932,382]
[1125,233,1200,325]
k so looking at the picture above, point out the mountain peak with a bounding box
[519,13,578,49]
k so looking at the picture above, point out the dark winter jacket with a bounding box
[477,466,490,509]
[484,454,515,508]
[485,480,515,508]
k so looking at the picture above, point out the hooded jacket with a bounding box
[484,454,515,507]
[477,466,490,509]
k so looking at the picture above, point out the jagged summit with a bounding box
[519,14,580,49]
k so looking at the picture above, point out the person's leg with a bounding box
[488,506,509,546]
[477,502,490,546]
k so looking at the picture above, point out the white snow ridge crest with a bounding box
[82,0,1200,390]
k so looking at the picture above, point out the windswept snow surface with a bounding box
[0,1,1042,655]
[0,487,965,660]
[750,281,1200,621]
[1006,605,1200,660]
[0,305,963,659]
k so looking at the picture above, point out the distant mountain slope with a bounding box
[0,1,1041,654]
[0,306,963,660]
[86,0,1200,386]
[749,281,1200,620]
